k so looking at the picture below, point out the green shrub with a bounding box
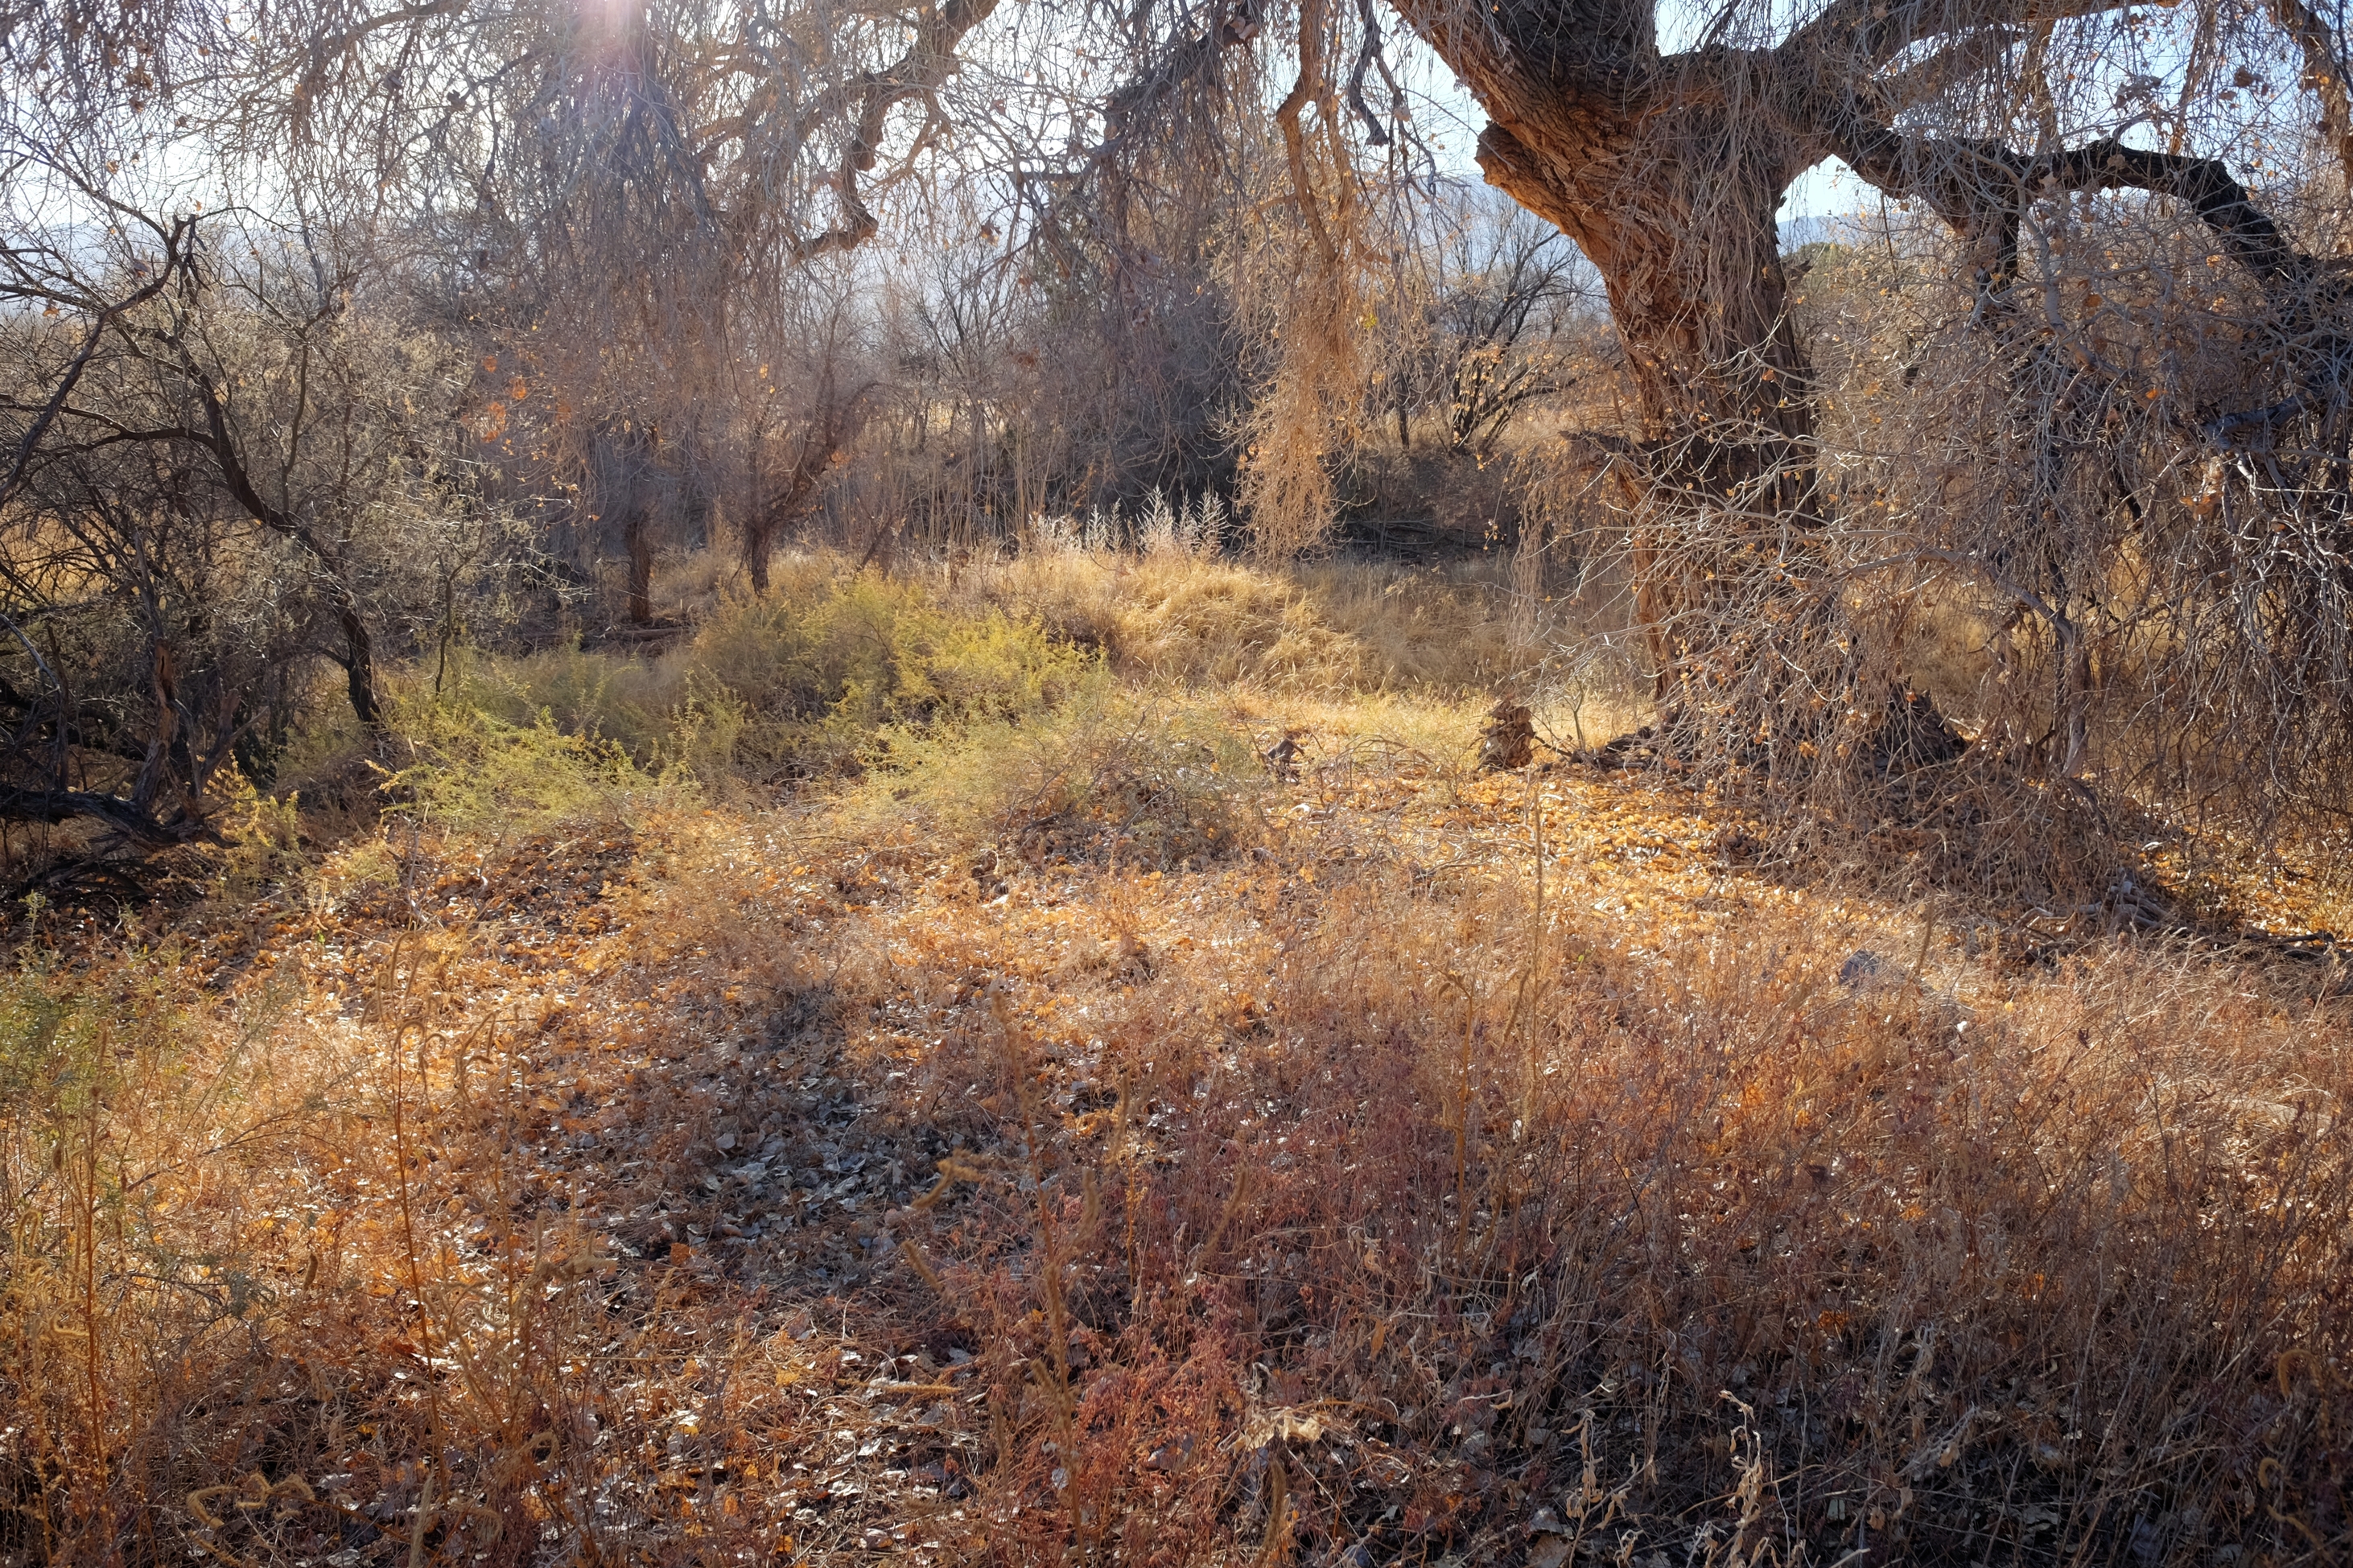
[692,578,1094,776]
[477,644,675,757]
[379,700,687,833]
[414,573,1097,788]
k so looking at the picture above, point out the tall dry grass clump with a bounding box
[957,520,1549,694]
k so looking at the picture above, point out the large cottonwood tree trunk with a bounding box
[1417,27,1856,771]
[1391,0,2335,779]
[1477,101,1811,454]
[1480,99,1823,628]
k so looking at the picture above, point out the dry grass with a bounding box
[2,554,2348,1568]
[952,542,1546,696]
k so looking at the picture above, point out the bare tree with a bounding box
[1378,188,1595,455]
[389,0,1011,612]
[0,200,518,845]
[729,266,884,589]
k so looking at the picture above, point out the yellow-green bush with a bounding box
[442,573,1094,786]
[380,701,682,833]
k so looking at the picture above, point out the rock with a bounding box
[1838,949,1887,990]
[970,849,1008,902]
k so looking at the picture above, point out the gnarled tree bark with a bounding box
[1391,0,2335,778]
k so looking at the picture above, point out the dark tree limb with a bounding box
[1346,0,1405,146]
[0,787,204,847]
[1819,114,2317,298]
[163,326,387,729]
[1784,0,2128,76]
[1813,114,2351,451]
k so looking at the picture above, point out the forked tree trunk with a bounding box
[744,385,868,594]
[1469,96,1873,772]
[1476,90,1815,483]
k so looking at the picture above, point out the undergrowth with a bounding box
[1,549,2347,1567]
[443,570,1098,787]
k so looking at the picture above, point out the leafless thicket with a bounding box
[0,35,535,849]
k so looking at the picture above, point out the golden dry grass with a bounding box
[950,543,1543,695]
[2,554,2348,1568]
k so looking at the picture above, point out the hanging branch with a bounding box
[784,0,1007,261]
[1274,0,1341,271]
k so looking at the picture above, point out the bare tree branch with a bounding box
[785,0,1006,260]
[0,220,192,516]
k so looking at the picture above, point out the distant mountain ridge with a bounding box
[1778,213,1834,252]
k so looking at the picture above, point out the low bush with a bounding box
[447,571,1094,786]
[380,698,682,833]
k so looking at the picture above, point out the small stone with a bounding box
[1839,949,1887,989]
